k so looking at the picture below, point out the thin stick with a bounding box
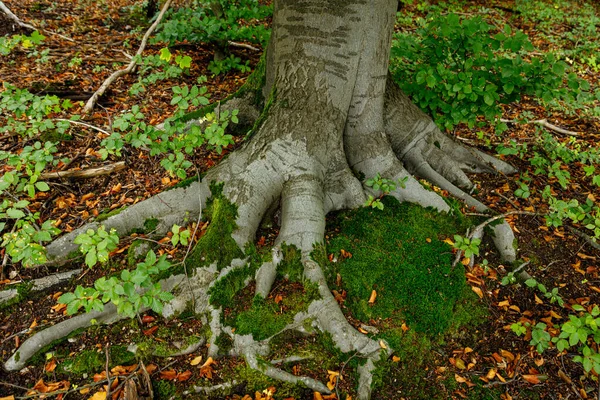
[227,41,260,51]
[40,161,126,180]
[0,0,74,42]
[83,0,173,114]
[501,118,580,137]
[55,118,112,136]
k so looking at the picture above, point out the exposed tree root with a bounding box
[0,268,81,306]
[5,30,518,400]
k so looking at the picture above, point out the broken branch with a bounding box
[501,118,580,137]
[82,0,173,114]
[40,161,126,180]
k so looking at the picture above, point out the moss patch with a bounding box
[321,196,472,336]
[186,183,243,270]
[60,345,136,375]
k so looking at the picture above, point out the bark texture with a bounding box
[4,1,518,398]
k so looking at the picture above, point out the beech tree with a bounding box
[4,1,518,397]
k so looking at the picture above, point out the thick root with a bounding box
[46,181,210,264]
[384,78,518,262]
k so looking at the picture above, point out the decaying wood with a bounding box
[40,161,126,180]
[82,0,173,114]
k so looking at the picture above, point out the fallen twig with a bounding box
[83,0,173,114]
[227,40,260,51]
[568,226,600,251]
[0,0,74,42]
[501,118,580,137]
[40,161,126,180]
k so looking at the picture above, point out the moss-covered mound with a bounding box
[322,195,473,336]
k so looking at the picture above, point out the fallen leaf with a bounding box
[486,368,497,380]
[379,340,387,349]
[368,290,377,304]
[455,358,466,370]
[455,374,467,383]
[522,374,540,384]
[177,370,192,382]
[471,286,483,298]
[141,315,155,324]
[0,396,15,400]
[143,325,159,336]
[190,356,203,366]
[88,392,106,400]
[500,350,515,362]
[392,356,400,362]
[45,359,57,372]
[160,369,178,380]
[274,294,283,304]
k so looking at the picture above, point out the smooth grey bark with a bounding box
[5,1,518,398]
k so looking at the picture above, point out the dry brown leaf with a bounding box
[44,359,57,372]
[177,370,192,382]
[486,368,497,380]
[88,391,106,400]
[145,364,157,374]
[500,350,515,362]
[274,294,283,304]
[455,374,467,383]
[159,369,178,380]
[379,340,387,349]
[0,396,15,400]
[471,286,483,298]
[313,392,324,400]
[522,374,540,384]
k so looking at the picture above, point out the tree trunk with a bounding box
[4,2,518,398]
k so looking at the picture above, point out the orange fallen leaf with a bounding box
[177,370,192,382]
[88,391,106,400]
[45,359,57,372]
[143,325,159,336]
[392,356,400,362]
[471,286,483,298]
[522,374,540,384]
[160,369,178,380]
[142,315,155,324]
[368,290,377,304]
[274,294,283,304]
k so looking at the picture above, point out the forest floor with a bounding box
[0,0,599,399]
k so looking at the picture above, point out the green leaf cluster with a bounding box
[390,13,591,131]
[58,250,173,318]
[74,226,119,268]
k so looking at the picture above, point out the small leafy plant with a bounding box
[58,250,174,317]
[364,173,408,210]
[452,235,481,259]
[74,226,120,268]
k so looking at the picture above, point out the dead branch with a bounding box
[501,118,580,137]
[40,161,126,180]
[82,0,173,114]
[0,0,74,42]
[228,41,260,51]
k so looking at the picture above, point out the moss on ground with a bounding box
[321,195,473,336]
[59,345,136,375]
[186,183,243,270]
